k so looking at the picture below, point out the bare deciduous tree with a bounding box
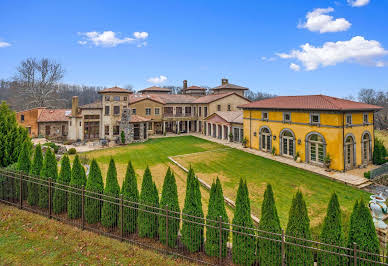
[13,58,65,108]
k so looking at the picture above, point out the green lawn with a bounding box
[84,135,370,238]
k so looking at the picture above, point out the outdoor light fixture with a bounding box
[253,132,257,136]
[298,139,301,145]
[273,135,276,140]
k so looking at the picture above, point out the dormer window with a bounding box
[283,112,291,122]
[310,113,320,124]
[346,114,352,126]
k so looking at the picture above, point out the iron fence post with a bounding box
[48,178,52,219]
[281,229,285,266]
[120,194,124,241]
[353,242,357,266]
[19,172,23,209]
[81,185,85,230]
[165,205,169,247]
[218,216,223,265]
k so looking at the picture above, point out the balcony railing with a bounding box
[163,113,197,118]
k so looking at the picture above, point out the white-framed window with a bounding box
[363,113,368,124]
[132,108,136,115]
[346,114,352,125]
[155,108,160,115]
[148,122,153,130]
[283,112,291,122]
[262,112,268,120]
[145,108,151,115]
[310,113,320,124]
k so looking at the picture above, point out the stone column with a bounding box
[187,120,189,133]
[221,125,225,140]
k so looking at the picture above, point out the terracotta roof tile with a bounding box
[98,87,132,94]
[183,86,206,91]
[129,94,165,104]
[212,83,249,91]
[156,94,196,104]
[138,86,171,93]
[206,111,243,124]
[130,115,150,123]
[193,92,249,104]
[240,95,383,111]
[37,109,71,122]
[79,101,102,109]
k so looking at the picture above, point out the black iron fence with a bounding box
[0,168,387,265]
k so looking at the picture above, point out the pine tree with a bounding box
[205,178,229,257]
[152,181,159,235]
[347,200,360,249]
[68,155,86,219]
[120,161,139,234]
[285,191,313,265]
[85,159,104,224]
[101,158,120,228]
[16,140,31,200]
[53,155,71,214]
[138,167,159,238]
[38,149,57,209]
[257,184,281,265]
[232,179,255,265]
[318,192,345,265]
[159,168,180,247]
[28,144,43,206]
[182,168,204,253]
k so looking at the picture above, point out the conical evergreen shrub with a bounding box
[28,144,43,206]
[101,158,120,228]
[232,179,255,265]
[318,192,346,265]
[205,178,229,257]
[53,155,71,214]
[347,200,360,249]
[16,141,31,200]
[39,149,57,209]
[85,159,104,224]
[181,167,204,253]
[68,155,86,219]
[120,161,139,234]
[257,184,281,265]
[159,168,180,247]
[152,181,159,233]
[138,167,159,238]
[285,191,313,265]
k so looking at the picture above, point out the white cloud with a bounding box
[376,61,385,67]
[289,63,301,71]
[0,41,11,48]
[137,41,147,48]
[277,36,388,70]
[261,56,276,62]
[147,75,167,84]
[78,31,149,47]
[348,0,370,7]
[298,7,351,33]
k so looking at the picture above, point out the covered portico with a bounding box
[204,111,243,142]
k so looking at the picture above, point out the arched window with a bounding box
[306,133,326,164]
[280,129,295,157]
[344,134,356,169]
[362,131,372,164]
[260,127,271,152]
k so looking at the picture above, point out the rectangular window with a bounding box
[105,125,109,135]
[227,104,231,111]
[132,108,136,115]
[310,113,320,124]
[204,107,208,117]
[79,122,82,126]
[105,96,110,101]
[346,114,352,125]
[363,113,368,124]
[148,122,153,130]
[146,108,151,115]
[199,107,202,116]
[155,108,160,115]
[27,127,31,134]
[113,96,120,101]
[185,107,191,115]
[123,96,127,101]
[283,112,291,122]
[21,114,25,122]
[262,112,268,120]
[105,106,110,115]
[217,105,221,111]
[113,106,120,115]
[113,126,119,135]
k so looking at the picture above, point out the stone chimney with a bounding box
[72,96,79,116]
[183,80,188,90]
[222,78,228,85]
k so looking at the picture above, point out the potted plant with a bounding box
[271,147,276,156]
[323,154,331,171]
[242,137,248,148]
[294,151,301,162]
[229,132,234,142]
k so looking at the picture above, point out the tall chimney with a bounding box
[183,80,188,89]
[72,96,79,116]
[222,78,228,85]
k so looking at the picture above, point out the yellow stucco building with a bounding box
[240,95,383,172]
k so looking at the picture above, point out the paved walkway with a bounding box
[189,133,371,189]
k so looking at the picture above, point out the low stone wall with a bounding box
[371,163,388,179]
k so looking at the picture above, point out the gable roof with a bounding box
[193,92,250,104]
[98,86,132,94]
[183,85,206,91]
[129,115,151,123]
[156,94,196,104]
[212,83,249,91]
[129,94,165,104]
[205,111,243,124]
[240,95,383,111]
[37,109,71,122]
[79,101,102,109]
[138,86,171,93]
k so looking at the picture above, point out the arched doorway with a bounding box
[345,134,356,170]
[260,126,271,152]
[280,129,295,158]
[306,132,326,164]
[362,131,372,165]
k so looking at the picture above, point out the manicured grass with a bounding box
[0,204,194,265]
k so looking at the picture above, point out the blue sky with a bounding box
[0,0,387,97]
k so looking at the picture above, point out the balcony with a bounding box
[163,113,197,118]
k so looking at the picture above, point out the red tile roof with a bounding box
[183,86,206,91]
[98,87,132,94]
[129,94,165,104]
[138,86,171,93]
[79,101,102,109]
[37,109,71,122]
[193,92,249,104]
[212,83,249,91]
[205,111,243,124]
[156,94,196,104]
[130,115,150,123]
[240,95,383,111]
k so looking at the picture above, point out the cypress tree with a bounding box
[205,177,229,257]
[16,141,31,200]
[85,159,104,224]
[257,184,281,265]
[152,182,159,234]
[181,167,204,253]
[120,161,139,234]
[318,192,345,265]
[285,191,313,265]
[138,166,159,238]
[68,155,86,219]
[232,179,255,265]
[39,149,57,209]
[101,158,120,228]
[159,168,180,247]
[53,155,71,214]
[28,144,43,206]
[347,200,360,249]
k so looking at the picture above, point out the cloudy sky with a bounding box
[0,0,387,97]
